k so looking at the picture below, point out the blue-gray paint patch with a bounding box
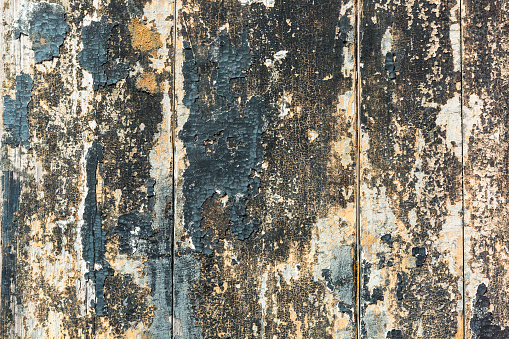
[0,171,21,336]
[113,212,153,254]
[411,246,426,266]
[82,142,112,315]
[384,52,401,79]
[173,254,202,339]
[3,73,32,148]
[15,1,69,63]
[322,245,354,319]
[79,17,131,90]
[386,329,402,338]
[179,31,268,253]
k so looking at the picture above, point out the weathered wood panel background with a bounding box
[0,0,507,338]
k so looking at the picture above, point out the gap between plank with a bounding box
[355,0,362,337]
[171,0,178,338]
[460,0,465,336]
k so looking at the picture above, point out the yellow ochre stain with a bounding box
[129,17,162,57]
[137,72,161,93]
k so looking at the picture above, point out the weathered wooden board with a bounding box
[463,0,509,337]
[1,0,175,337]
[173,0,357,338]
[359,0,463,337]
[3,0,509,338]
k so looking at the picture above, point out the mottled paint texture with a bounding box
[360,0,462,336]
[180,31,268,254]
[3,73,32,148]
[15,1,69,63]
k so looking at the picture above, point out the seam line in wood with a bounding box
[460,0,465,336]
[355,0,361,337]
[172,0,178,337]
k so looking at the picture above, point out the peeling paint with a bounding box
[79,17,130,90]
[15,1,69,63]
[179,31,268,252]
[3,72,32,148]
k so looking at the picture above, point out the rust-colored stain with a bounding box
[128,17,162,58]
[136,72,161,93]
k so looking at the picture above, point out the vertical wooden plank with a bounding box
[463,1,509,337]
[174,0,357,338]
[0,0,175,337]
[359,0,463,337]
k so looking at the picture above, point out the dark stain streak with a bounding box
[396,272,404,300]
[15,1,69,63]
[3,73,33,148]
[0,172,21,336]
[180,31,268,253]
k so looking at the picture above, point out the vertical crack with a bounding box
[460,0,465,336]
[171,0,178,337]
[355,0,362,337]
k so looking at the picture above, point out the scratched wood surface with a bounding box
[1,0,509,338]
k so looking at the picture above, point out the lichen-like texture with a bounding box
[3,72,32,148]
[15,1,69,63]
[180,31,267,254]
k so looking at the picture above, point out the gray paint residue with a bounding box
[322,245,354,318]
[15,1,69,63]
[3,73,32,148]
[180,31,268,253]
[173,254,202,339]
[146,257,172,338]
[79,17,131,90]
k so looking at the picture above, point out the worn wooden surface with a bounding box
[174,0,357,338]
[359,0,463,337]
[463,1,509,338]
[0,0,508,338]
